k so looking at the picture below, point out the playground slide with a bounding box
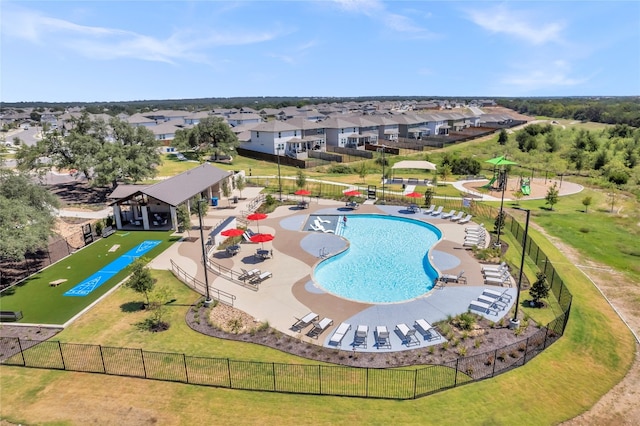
[521,185,531,196]
[482,176,497,189]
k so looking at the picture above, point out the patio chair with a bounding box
[307,317,333,338]
[239,268,260,281]
[441,209,456,220]
[484,271,511,286]
[469,299,499,315]
[458,214,473,224]
[250,271,272,284]
[482,261,507,273]
[316,217,331,224]
[463,239,484,248]
[478,294,507,309]
[483,288,513,302]
[354,325,368,348]
[423,204,435,214]
[483,267,508,278]
[310,222,335,233]
[451,211,465,222]
[375,325,392,349]
[465,223,484,233]
[431,206,444,216]
[440,270,466,284]
[414,319,438,340]
[346,201,359,210]
[395,323,420,347]
[408,204,421,213]
[329,322,351,347]
[292,312,319,332]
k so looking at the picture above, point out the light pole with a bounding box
[197,198,213,307]
[510,207,530,329]
[495,169,507,248]
[378,146,386,202]
[276,143,283,201]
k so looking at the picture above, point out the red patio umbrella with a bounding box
[405,191,422,199]
[250,233,274,249]
[343,190,362,197]
[246,212,268,233]
[294,189,311,196]
[221,228,245,237]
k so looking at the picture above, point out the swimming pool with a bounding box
[313,215,441,303]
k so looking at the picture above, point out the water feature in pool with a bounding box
[313,214,441,303]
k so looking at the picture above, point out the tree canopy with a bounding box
[15,113,161,188]
[171,116,238,160]
[0,169,60,260]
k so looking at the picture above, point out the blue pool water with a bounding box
[65,240,161,297]
[313,215,441,303]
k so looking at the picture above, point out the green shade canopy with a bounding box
[485,155,518,166]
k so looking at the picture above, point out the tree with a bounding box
[439,164,451,182]
[221,179,231,206]
[355,161,368,182]
[125,258,156,307]
[295,170,307,189]
[582,196,592,213]
[497,129,508,146]
[171,116,239,160]
[512,189,524,206]
[0,169,60,260]
[545,183,559,211]
[494,210,506,234]
[529,272,550,307]
[145,286,174,331]
[544,132,559,153]
[235,174,246,199]
[176,204,191,236]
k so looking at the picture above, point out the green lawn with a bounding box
[0,231,178,324]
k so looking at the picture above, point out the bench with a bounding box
[0,311,23,322]
[49,279,67,287]
[102,226,115,238]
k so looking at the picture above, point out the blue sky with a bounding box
[2,1,639,102]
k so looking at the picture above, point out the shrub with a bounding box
[328,164,353,174]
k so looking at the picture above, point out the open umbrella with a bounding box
[344,190,362,197]
[485,155,518,166]
[250,233,274,249]
[294,189,311,196]
[221,228,245,237]
[405,191,422,199]
[246,212,268,233]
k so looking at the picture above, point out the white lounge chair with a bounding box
[478,294,507,309]
[440,270,466,284]
[463,240,484,248]
[316,217,331,224]
[483,288,513,302]
[423,204,435,214]
[354,325,368,348]
[375,325,392,349]
[310,222,335,233]
[441,210,456,220]
[458,214,473,224]
[292,312,319,331]
[251,271,272,284]
[431,206,443,216]
[484,268,508,278]
[308,317,333,338]
[469,300,498,315]
[465,223,485,233]
[395,323,420,347]
[329,322,351,346]
[239,268,260,280]
[414,319,438,340]
[451,211,465,222]
[482,262,507,273]
[484,272,511,286]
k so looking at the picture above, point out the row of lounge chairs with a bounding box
[469,288,512,315]
[310,218,335,233]
[291,312,334,338]
[463,224,486,247]
[482,261,512,286]
[238,268,272,284]
[422,205,472,224]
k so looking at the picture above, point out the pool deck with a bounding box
[149,188,517,353]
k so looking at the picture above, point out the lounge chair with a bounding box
[482,262,507,273]
[239,268,260,280]
[307,317,333,338]
[408,204,421,213]
[375,325,392,349]
[478,294,507,309]
[440,270,466,284]
[292,312,319,332]
[451,211,465,222]
[414,319,438,340]
[441,210,456,220]
[484,272,511,286]
[483,288,513,302]
[242,232,256,243]
[251,271,272,284]
[395,323,420,347]
[469,300,498,315]
[329,322,351,346]
[431,206,443,216]
[423,204,435,214]
[458,214,473,224]
[463,240,483,248]
[354,325,368,348]
[465,223,485,233]
[345,201,359,210]
[466,229,486,238]
[484,268,508,278]
[316,217,331,224]
[310,222,335,233]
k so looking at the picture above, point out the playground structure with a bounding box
[482,169,507,192]
[520,177,531,196]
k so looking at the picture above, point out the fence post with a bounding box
[543,327,550,349]
[366,367,369,397]
[58,341,66,370]
[183,353,189,383]
[272,362,276,391]
[318,365,321,395]
[227,358,232,388]
[413,369,418,399]
[140,349,147,378]
[454,359,459,386]
[523,337,530,364]
[492,349,498,376]
[17,338,26,366]
[99,345,106,373]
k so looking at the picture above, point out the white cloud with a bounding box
[465,5,564,45]
[1,5,282,65]
[500,60,590,93]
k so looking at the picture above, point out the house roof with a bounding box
[251,121,300,132]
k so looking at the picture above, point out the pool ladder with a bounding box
[319,247,328,258]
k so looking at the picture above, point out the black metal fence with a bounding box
[1,201,572,399]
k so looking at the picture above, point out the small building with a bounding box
[107,163,233,231]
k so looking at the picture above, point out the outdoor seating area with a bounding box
[407,204,421,213]
[463,224,486,247]
[292,312,319,332]
[255,249,272,260]
[226,245,241,256]
[297,200,309,209]
[345,201,359,210]
[307,317,333,338]
[468,290,509,315]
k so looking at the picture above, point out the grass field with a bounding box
[0,231,178,324]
